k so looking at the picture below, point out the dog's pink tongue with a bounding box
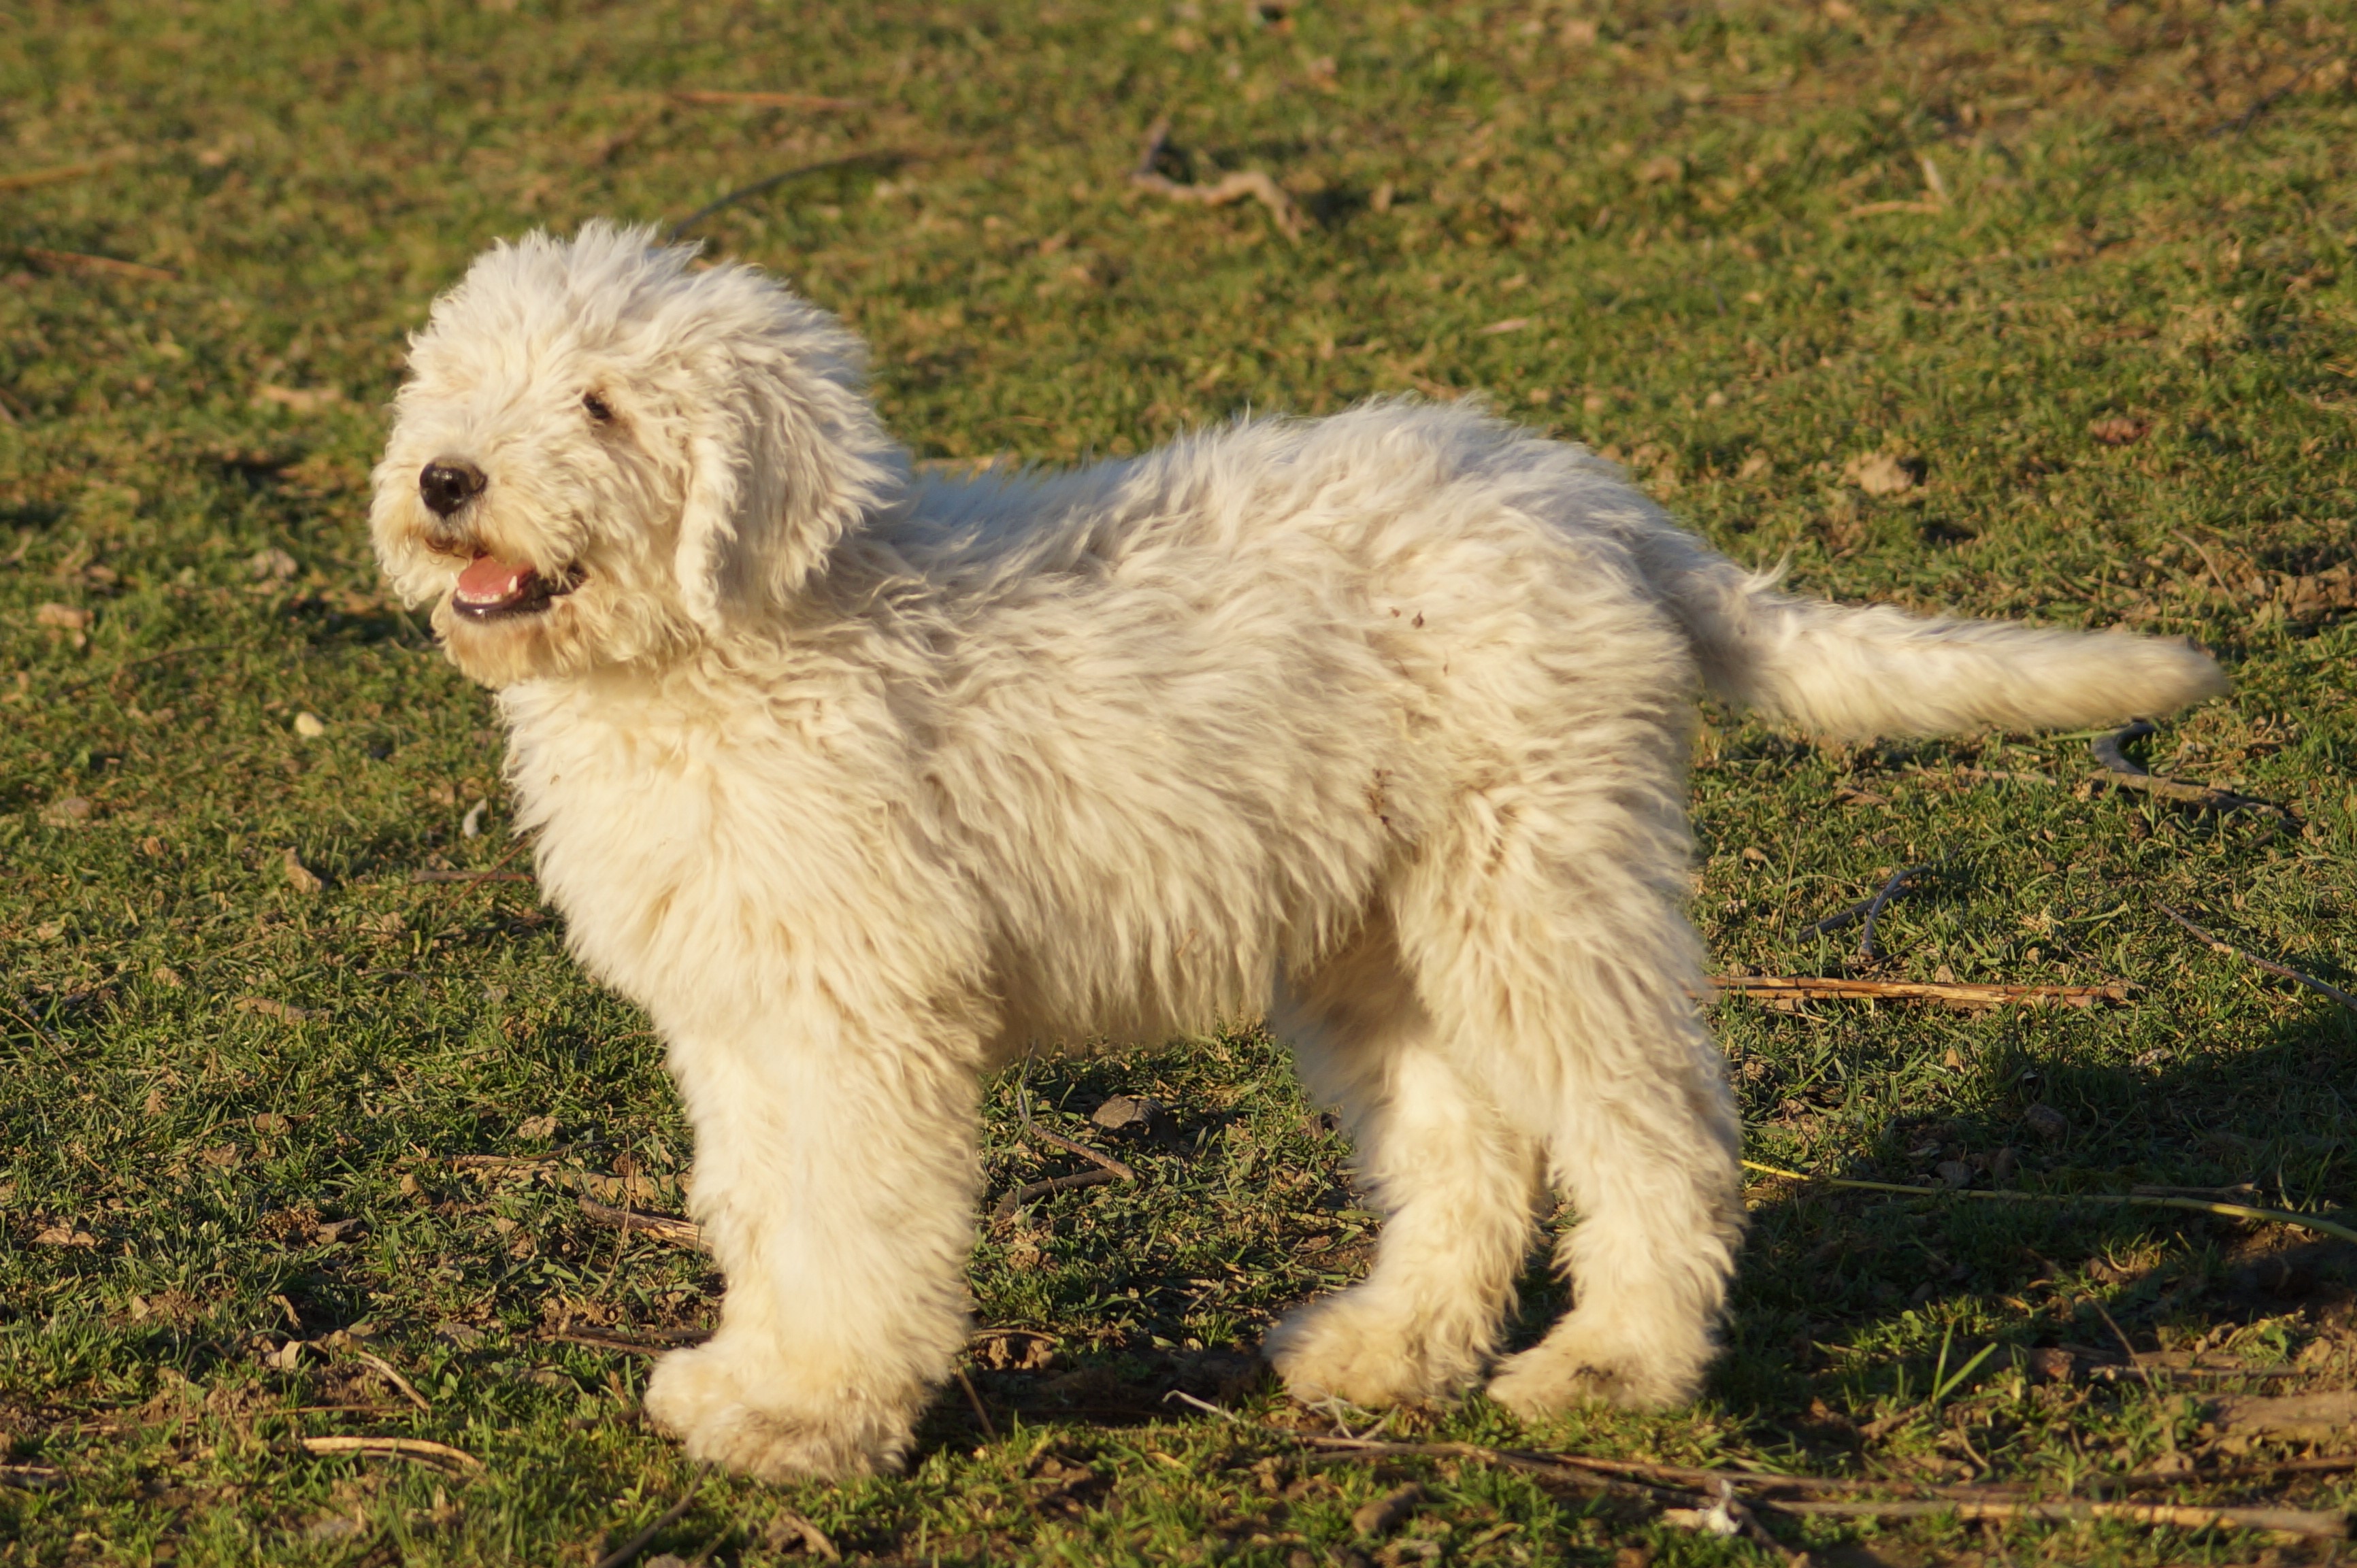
[454,553,533,607]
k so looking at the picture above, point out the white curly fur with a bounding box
[371,222,2228,1480]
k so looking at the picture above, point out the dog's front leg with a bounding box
[642,1020,981,1479]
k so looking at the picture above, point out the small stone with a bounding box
[1991,1146,2020,1182]
[2024,1104,2068,1143]
[1934,1159,1974,1189]
[293,712,327,739]
[1090,1095,1167,1133]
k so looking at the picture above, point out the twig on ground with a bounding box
[20,246,176,282]
[350,1350,431,1414]
[2159,904,2357,1016]
[1741,1159,2357,1246]
[666,150,917,241]
[1809,865,1930,959]
[410,868,533,883]
[1021,1124,1137,1182]
[593,1473,710,1568]
[2091,721,2294,820]
[1715,975,2129,1010]
[670,89,864,111]
[536,1327,708,1354]
[293,1435,480,1471]
[765,1510,842,1563]
[1763,1496,2343,1538]
[576,1197,704,1249]
[955,1366,997,1439]
[0,152,135,192]
[52,641,237,698]
[1127,117,1304,241]
[991,1168,1119,1220]
[1290,1433,2345,1542]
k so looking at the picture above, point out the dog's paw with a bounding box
[644,1341,912,1480]
[1483,1313,1706,1418]
[1263,1289,1479,1409]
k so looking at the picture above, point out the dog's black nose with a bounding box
[419,459,487,518]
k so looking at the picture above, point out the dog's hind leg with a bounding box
[1400,735,1746,1414]
[1264,912,1545,1407]
[641,1018,982,1479]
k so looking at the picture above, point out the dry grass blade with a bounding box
[1741,1160,2357,1246]
[2159,904,2357,1016]
[576,1197,703,1248]
[295,1435,480,1470]
[1715,975,2129,1010]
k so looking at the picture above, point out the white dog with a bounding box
[371,222,2224,1479]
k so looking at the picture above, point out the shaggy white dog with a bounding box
[372,222,2225,1480]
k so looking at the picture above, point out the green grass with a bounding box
[5,1,2357,1562]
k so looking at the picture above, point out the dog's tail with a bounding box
[1653,548,2228,739]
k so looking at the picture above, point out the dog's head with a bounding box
[371,221,903,687]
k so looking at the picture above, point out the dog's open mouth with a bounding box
[450,553,581,621]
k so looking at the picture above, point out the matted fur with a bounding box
[372,222,2228,1480]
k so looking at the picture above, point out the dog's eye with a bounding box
[582,390,615,424]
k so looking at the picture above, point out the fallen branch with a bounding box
[1127,117,1303,241]
[576,1197,703,1249]
[1742,1159,2357,1247]
[2091,720,2294,821]
[2159,904,2357,1017]
[1809,865,1930,959]
[293,1435,480,1471]
[20,246,176,282]
[1715,975,2130,1010]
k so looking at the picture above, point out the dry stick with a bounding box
[1741,1159,2357,1248]
[593,1473,709,1568]
[349,1350,431,1414]
[1127,116,1304,241]
[409,869,534,884]
[1764,1497,2343,1538]
[1809,865,1930,959]
[670,89,864,111]
[1022,1125,1137,1182]
[666,150,918,241]
[576,1197,704,1249]
[2159,904,2357,1017]
[991,1167,1119,1220]
[2090,720,2292,820]
[1296,1435,2345,1543]
[955,1367,998,1439]
[1715,975,2130,1010]
[0,153,133,192]
[294,1435,481,1470]
[20,246,176,282]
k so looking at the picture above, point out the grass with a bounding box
[4,0,2357,1562]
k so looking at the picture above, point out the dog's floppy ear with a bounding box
[672,284,902,634]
